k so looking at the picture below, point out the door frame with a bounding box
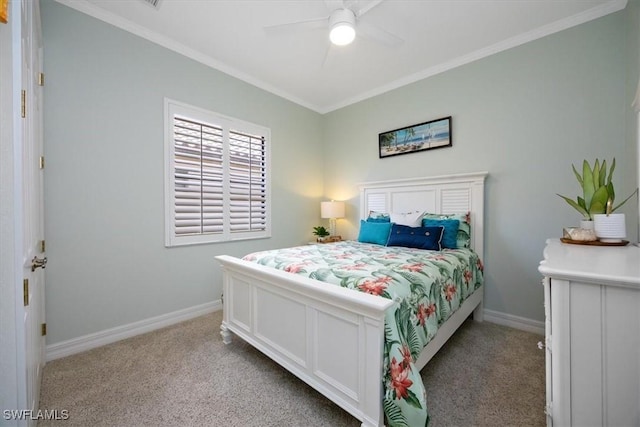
[0,0,45,424]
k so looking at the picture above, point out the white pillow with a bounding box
[390,211,424,227]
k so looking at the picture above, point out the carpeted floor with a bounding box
[38,310,545,426]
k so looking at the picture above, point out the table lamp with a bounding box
[320,200,345,238]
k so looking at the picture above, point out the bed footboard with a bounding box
[216,255,394,427]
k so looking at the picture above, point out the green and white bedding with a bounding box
[242,240,484,426]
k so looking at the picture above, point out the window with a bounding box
[164,99,270,246]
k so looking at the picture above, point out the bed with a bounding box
[216,172,487,426]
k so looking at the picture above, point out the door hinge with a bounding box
[40,240,46,253]
[38,72,45,86]
[39,156,45,169]
[23,279,29,306]
[21,90,26,118]
[41,323,47,336]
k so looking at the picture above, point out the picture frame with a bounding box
[379,116,452,158]
[1,0,8,24]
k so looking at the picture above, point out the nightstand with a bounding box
[310,236,342,244]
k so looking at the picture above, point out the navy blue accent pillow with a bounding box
[422,218,460,249]
[358,220,392,246]
[386,224,444,251]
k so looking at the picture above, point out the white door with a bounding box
[20,0,46,420]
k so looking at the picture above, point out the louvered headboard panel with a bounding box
[358,172,488,260]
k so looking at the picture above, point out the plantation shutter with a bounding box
[229,130,267,233]
[173,116,224,236]
[166,99,270,246]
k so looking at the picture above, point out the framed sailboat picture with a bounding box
[379,116,452,158]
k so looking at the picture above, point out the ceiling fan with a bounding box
[264,0,403,47]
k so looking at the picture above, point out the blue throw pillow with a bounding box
[423,212,471,248]
[386,224,444,251]
[358,220,392,246]
[422,218,460,249]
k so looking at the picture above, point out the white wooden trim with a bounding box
[163,98,272,247]
[0,0,26,419]
[45,300,220,361]
[358,171,487,262]
[483,308,545,336]
[217,256,392,426]
[54,0,626,114]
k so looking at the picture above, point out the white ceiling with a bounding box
[56,0,626,114]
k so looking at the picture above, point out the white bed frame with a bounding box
[216,172,488,427]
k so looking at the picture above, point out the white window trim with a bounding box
[164,98,271,247]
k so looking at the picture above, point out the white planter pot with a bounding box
[580,220,594,230]
[593,213,626,242]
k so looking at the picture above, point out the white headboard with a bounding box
[358,172,488,261]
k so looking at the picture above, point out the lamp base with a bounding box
[329,218,337,237]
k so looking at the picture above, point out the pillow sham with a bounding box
[367,211,391,223]
[389,211,424,227]
[386,224,443,251]
[422,218,459,249]
[367,218,391,223]
[423,212,471,248]
[358,220,392,246]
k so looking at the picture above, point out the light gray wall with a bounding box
[41,0,324,344]
[41,0,638,344]
[323,10,636,322]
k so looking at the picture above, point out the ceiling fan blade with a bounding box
[353,0,384,18]
[320,44,333,68]
[263,16,329,36]
[357,20,403,46]
[323,0,345,12]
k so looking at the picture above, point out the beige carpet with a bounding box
[38,310,545,427]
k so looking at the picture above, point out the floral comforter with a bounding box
[243,240,484,427]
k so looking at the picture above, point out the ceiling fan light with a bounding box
[329,9,356,46]
[330,23,355,46]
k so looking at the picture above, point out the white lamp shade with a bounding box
[321,201,345,219]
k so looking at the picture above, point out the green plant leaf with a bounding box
[588,185,609,216]
[577,196,586,210]
[582,159,595,210]
[592,159,600,191]
[599,159,607,187]
[557,194,589,218]
[312,226,330,237]
[612,188,639,213]
[607,158,616,186]
[571,163,583,186]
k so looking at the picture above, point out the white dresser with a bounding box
[538,239,640,427]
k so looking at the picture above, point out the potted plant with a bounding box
[557,158,638,239]
[312,226,330,242]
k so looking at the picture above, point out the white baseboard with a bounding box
[46,300,221,361]
[45,302,542,361]
[483,308,544,336]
